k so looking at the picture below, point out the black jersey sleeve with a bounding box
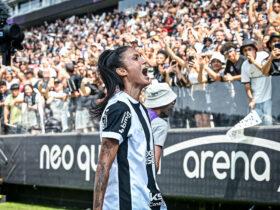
[101,101,131,143]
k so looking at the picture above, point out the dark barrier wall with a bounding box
[1,127,280,204]
[170,77,280,128]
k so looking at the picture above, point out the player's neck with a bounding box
[123,87,141,102]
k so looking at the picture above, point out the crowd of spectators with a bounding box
[0,0,280,135]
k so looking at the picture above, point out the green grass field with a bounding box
[0,202,79,210]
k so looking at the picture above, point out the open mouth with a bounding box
[142,67,148,76]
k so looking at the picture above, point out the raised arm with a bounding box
[80,78,92,96]
[93,138,119,210]
[249,0,257,25]
[221,21,233,41]
[197,56,208,83]
[11,66,25,82]
[139,48,157,67]
[0,65,5,80]
[268,0,274,24]
[173,64,189,86]
[268,0,279,27]
[262,48,280,75]
[160,39,187,68]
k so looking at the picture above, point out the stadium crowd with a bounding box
[0,0,280,134]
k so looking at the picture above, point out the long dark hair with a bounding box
[90,46,131,119]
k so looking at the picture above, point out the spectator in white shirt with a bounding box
[241,39,272,125]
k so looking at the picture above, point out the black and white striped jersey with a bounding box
[100,91,167,210]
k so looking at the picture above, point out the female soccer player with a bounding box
[92,46,167,210]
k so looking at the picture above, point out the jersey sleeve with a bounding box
[101,101,131,144]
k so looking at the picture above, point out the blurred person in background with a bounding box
[24,70,39,87]
[262,32,280,122]
[144,81,177,172]
[165,60,189,87]
[1,69,20,90]
[4,84,24,134]
[201,35,215,53]
[228,13,249,47]
[152,50,170,83]
[0,81,10,134]
[164,11,175,36]
[65,62,82,131]
[46,79,69,132]
[74,60,87,133]
[37,70,53,97]
[221,42,247,82]
[21,84,41,134]
[262,32,280,76]
[241,39,272,125]
[214,29,226,51]
[79,68,103,132]
[162,38,207,128]
[198,52,237,127]
[268,0,280,28]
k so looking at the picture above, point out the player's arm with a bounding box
[93,102,131,209]
[154,145,162,173]
[93,137,119,210]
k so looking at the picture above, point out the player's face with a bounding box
[121,48,151,88]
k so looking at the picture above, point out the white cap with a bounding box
[210,52,225,64]
[150,31,156,37]
[143,81,177,108]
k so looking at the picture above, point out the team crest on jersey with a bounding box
[102,108,109,130]
[118,111,131,133]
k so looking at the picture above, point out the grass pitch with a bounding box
[0,202,80,210]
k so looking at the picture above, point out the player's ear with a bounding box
[116,67,128,77]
